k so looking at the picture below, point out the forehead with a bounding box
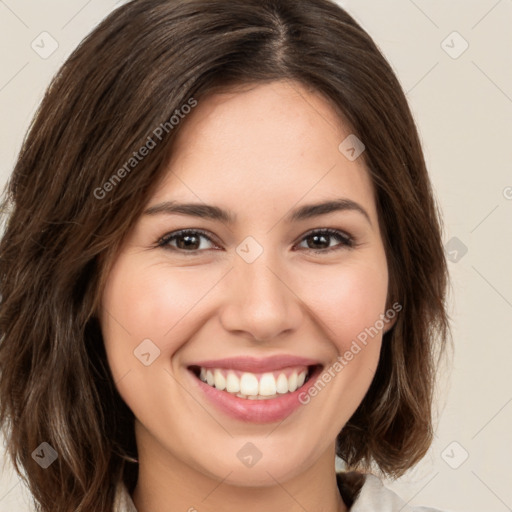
[150,80,377,223]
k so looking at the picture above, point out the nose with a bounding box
[219,252,304,342]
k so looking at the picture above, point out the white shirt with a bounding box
[349,474,444,512]
[113,472,445,512]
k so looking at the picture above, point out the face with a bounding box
[100,80,394,486]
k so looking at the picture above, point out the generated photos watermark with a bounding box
[94,97,198,200]
[298,301,402,405]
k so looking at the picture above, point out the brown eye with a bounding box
[296,229,354,253]
[158,229,218,253]
[157,228,354,256]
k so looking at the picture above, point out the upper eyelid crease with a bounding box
[158,228,354,253]
[143,198,372,227]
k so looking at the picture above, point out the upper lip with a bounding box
[188,355,322,373]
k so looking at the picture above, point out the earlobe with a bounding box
[382,306,399,334]
[382,295,401,334]
[383,316,397,334]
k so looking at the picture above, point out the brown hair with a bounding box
[0,0,450,510]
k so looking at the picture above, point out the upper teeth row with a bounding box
[199,368,308,397]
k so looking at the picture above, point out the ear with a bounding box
[383,314,397,334]
[382,300,402,334]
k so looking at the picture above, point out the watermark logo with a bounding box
[338,134,365,161]
[444,236,468,263]
[237,442,263,468]
[32,442,58,469]
[31,32,59,60]
[134,338,161,366]
[441,31,469,60]
[441,441,469,469]
[236,236,264,264]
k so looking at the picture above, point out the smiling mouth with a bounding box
[188,364,321,400]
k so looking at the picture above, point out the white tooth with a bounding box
[247,395,258,400]
[288,371,298,392]
[276,373,289,394]
[259,373,277,396]
[226,371,241,393]
[200,368,206,381]
[214,369,226,390]
[206,370,215,386]
[297,370,306,388]
[240,373,259,396]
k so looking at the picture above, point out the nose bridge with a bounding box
[219,244,302,341]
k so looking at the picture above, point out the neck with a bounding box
[131,425,347,512]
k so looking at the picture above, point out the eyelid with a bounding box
[294,227,354,249]
[157,228,221,251]
[156,227,356,254]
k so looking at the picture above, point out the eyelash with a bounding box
[156,228,355,255]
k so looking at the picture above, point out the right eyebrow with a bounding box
[143,201,237,224]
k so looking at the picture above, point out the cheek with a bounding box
[299,258,389,351]
[292,258,389,434]
[99,258,210,417]
[100,257,223,370]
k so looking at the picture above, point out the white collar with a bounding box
[114,472,444,512]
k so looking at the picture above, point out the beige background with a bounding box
[1,1,511,511]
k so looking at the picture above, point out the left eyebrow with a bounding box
[286,198,372,226]
[143,198,372,227]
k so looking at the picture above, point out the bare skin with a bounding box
[100,79,395,512]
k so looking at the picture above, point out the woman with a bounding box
[0,1,450,511]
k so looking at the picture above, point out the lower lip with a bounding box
[187,366,323,423]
